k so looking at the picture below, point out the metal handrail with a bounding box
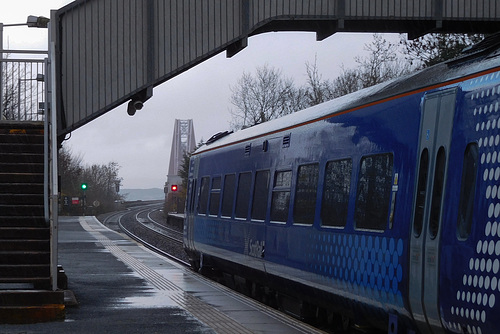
[0,49,48,55]
[43,57,49,225]
[1,58,46,122]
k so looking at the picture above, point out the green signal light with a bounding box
[81,183,88,190]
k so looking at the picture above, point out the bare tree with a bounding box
[59,145,123,215]
[282,85,309,114]
[356,33,409,88]
[81,162,123,213]
[304,56,335,106]
[59,146,84,196]
[331,66,363,98]
[329,34,413,98]
[229,34,418,128]
[229,65,300,129]
[400,33,484,68]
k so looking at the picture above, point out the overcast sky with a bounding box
[1,1,401,189]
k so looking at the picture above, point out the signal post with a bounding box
[81,183,87,216]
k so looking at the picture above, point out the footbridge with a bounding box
[54,0,500,138]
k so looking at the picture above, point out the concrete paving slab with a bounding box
[0,216,324,334]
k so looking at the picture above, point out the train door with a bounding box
[409,88,457,334]
[184,156,200,254]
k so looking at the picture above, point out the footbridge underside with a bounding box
[55,0,500,137]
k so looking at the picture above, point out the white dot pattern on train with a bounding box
[446,72,500,334]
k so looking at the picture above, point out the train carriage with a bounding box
[184,34,500,334]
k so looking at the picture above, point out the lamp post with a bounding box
[0,15,49,120]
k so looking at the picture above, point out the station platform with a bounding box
[1,216,324,333]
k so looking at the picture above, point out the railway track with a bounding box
[99,204,190,266]
[137,208,183,243]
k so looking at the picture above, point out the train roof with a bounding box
[195,33,500,155]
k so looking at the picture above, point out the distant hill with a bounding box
[120,188,165,201]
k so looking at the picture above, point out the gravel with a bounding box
[98,209,190,264]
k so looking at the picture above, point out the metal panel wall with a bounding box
[58,0,149,131]
[250,0,336,19]
[154,0,243,83]
[56,0,500,136]
[345,0,434,18]
[248,0,337,26]
[444,0,500,19]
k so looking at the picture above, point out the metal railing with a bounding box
[1,56,46,122]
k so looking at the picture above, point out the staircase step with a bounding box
[0,277,51,290]
[0,290,63,306]
[0,126,43,132]
[0,135,43,146]
[0,205,44,216]
[0,183,44,194]
[0,133,43,144]
[0,122,56,316]
[0,216,47,227]
[0,163,43,173]
[0,251,50,265]
[0,122,56,321]
[0,194,43,205]
[0,265,50,278]
[0,121,44,132]
[0,143,43,154]
[0,173,43,183]
[0,123,44,142]
[0,304,65,324]
[0,227,49,240]
[0,240,49,252]
[0,287,65,324]
[0,153,44,164]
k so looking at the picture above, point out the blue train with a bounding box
[184,34,500,334]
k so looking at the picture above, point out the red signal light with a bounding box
[171,185,178,192]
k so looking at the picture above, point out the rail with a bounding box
[1,51,50,222]
[119,213,190,267]
[0,50,49,223]
[0,57,47,122]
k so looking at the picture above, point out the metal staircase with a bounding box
[0,121,64,323]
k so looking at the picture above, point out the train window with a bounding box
[429,147,446,239]
[221,174,236,217]
[188,179,197,213]
[355,153,393,231]
[209,176,221,216]
[271,170,292,222]
[413,149,429,237]
[198,176,210,215]
[457,143,478,240]
[235,172,252,219]
[321,159,352,227]
[294,164,319,225]
[251,170,270,221]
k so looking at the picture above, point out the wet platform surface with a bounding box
[1,216,324,334]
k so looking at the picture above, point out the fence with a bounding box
[0,55,46,122]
